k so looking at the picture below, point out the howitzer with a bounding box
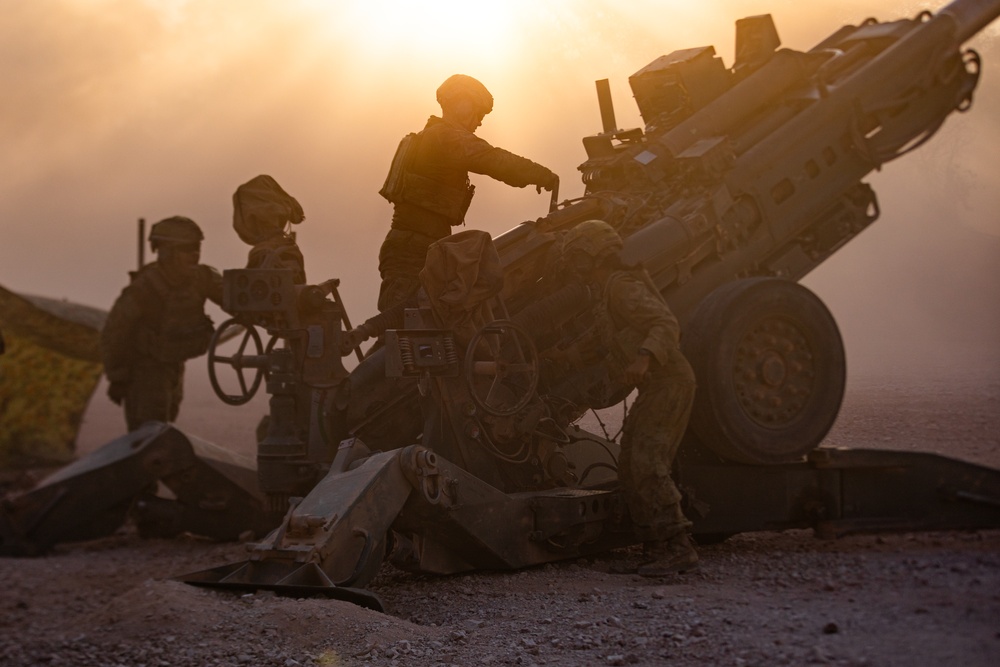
[500,0,997,463]
[4,1,999,608]
[180,0,1000,610]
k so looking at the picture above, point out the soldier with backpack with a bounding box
[101,216,223,431]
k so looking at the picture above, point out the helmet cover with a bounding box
[563,220,624,260]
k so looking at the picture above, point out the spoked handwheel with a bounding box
[208,318,269,405]
[464,320,539,417]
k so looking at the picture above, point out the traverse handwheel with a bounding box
[208,318,267,406]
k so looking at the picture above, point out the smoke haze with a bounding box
[2,0,998,393]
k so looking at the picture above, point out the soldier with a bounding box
[232,174,307,284]
[559,220,699,576]
[376,73,559,311]
[101,216,223,431]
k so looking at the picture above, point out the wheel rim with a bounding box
[733,316,816,428]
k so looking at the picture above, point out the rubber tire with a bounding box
[682,278,845,464]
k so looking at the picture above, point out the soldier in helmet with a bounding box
[101,216,224,431]
[376,73,559,311]
[232,174,307,285]
[559,220,699,576]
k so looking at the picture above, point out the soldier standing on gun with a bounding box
[101,216,223,431]
[376,74,559,311]
[560,220,699,576]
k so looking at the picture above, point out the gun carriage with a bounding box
[3,0,999,612]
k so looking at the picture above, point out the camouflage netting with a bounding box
[0,284,106,468]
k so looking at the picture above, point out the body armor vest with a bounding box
[134,266,214,363]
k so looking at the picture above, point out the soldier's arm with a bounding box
[451,130,557,189]
[339,298,411,356]
[608,274,681,366]
[100,287,144,383]
[202,265,225,308]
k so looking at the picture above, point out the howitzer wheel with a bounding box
[683,278,845,464]
[465,320,540,417]
[208,318,266,406]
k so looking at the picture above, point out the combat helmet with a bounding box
[149,216,204,251]
[563,220,624,262]
[436,74,494,115]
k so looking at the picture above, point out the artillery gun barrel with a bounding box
[834,0,1000,101]
[942,0,1000,43]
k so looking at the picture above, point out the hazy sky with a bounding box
[2,0,998,378]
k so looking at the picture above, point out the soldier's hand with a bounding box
[107,381,128,406]
[536,172,559,194]
[339,327,368,357]
[624,353,651,386]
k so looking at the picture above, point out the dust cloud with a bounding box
[1,0,997,400]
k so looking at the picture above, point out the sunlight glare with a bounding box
[309,0,532,60]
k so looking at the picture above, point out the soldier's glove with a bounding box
[536,171,559,194]
[339,325,370,357]
[107,381,128,405]
[624,350,652,386]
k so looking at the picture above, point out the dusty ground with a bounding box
[2,365,999,667]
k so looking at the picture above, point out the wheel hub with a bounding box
[759,351,787,386]
[733,318,814,427]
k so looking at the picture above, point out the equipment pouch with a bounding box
[400,173,475,225]
[379,133,419,204]
[454,182,475,226]
[152,314,215,363]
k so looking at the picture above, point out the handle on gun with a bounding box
[326,280,364,363]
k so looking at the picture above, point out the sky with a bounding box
[2,0,999,383]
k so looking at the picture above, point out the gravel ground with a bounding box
[2,370,998,667]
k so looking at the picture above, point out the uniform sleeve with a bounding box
[100,285,144,383]
[608,274,681,366]
[448,128,556,188]
[202,265,224,307]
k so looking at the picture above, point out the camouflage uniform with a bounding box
[246,235,306,284]
[101,261,223,431]
[595,270,696,543]
[377,76,557,311]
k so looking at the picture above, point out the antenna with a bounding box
[138,218,145,269]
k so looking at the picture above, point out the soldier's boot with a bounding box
[637,532,699,577]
